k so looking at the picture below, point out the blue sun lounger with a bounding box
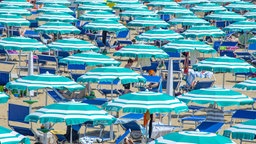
[196,121,224,133]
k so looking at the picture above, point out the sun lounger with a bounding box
[97,80,123,99]
[82,98,108,106]
[230,110,256,126]
[115,129,131,144]
[196,121,224,133]
[47,89,70,103]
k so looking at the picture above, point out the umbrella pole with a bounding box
[222,73,225,88]
[45,89,48,106]
[18,49,21,78]
[110,124,114,141]
[166,58,173,125]
[70,125,73,144]
[111,81,113,100]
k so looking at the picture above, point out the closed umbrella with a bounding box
[36,12,78,23]
[190,3,226,12]
[0,126,30,144]
[35,21,80,34]
[182,25,225,38]
[79,11,119,21]
[127,16,170,28]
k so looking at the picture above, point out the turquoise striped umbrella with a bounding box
[6,72,84,91]
[233,78,256,90]
[225,1,256,11]
[191,3,226,12]
[84,19,128,32]
[48,38,99,52]
[169,15,209,26]
[120,8,157,17]
[0,14,30,26]
[224,120,256,141]
[151,131,235,144]
[210,0,240,3]
[147,1,179,7]
[79,11,118,21]
[244,12,256,19]
[158,6,194,15]
[249,36,256,43]
[75,0,106,4]
[0,6,31,16]
[36,0,70,5]
[77,67,146,84]
[113,44,169,58]
[104,91,188,113]
[0,37,47,51]
[178,87,254,107]
[223,21,256,32]
[0,0,32,8]
[183,25,225,38]
[107,0,138,3]
[0,126,30,144]
[127,17,170,28]
[162,39,215,53]
[36,12,78,22]
[136,29,183,42]
[112,2,147,10]
[77,3,112,11]
[0,92,9,104]
[37,4,74,14]
[25,102,116,126]
[178,0,209,5]
[59,52,121,66]
[35,22,80,34]
[205,11,246,21]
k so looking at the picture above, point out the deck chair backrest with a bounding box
[248,43,256,51]
[162,80,180,90]
[70,73,83,82]
[115,129,131,144]
[231,110,256,121]
[0,71,10,85]
[166,52,180,58]
[121,121,141,131]
[220,50,235,57]
[164,60,181,71]
[142,75,162,92]
[193,80,214,90]
[38,55,57,63]
[39,67,56,74]
[221,41,238,47]
[196,121,224,133]
[57,51,70,58]
[8,103,29,125]
[67,64,86,71]
[142,62,159,72]
[213,41,221,51]
[116,30,129,39]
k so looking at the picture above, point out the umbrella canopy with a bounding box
[84,19,128,32]
[36,0,70,5]
[107,0,138,3]
[0,126,30,144]
[178,0,209,5]
[35,21,80,34]
[37,4,74,14]
[193,56,256,73]
[0,14,30,26]
[77,2,112,11]
[127,17,170,28]
[182,25,225,38]
[225,1,256,11]
[158,6,194,15]
[151,131,235,144]
[244,12,256,19]
[0,37,48,51]
[0,5,31,16]
[136,29,183,42]
[210,0,240,3]
[223,119,256,141]
[190,3,226,12]
[233,77,256,90]
[79,11,119,21]
[120,8,157,17]
[112,2,147,10]
[75,0,106,4]
[205,11,246,21]
[169,15,209,26]
[178,87,254,107]
[59,52,121,66]
[36,12,78,23]
[6,72,84,91]
[162,39,215,53]
[0,0,32,8]
[249,36,256,43]
[77,66,146,84]
[104,91,188,113]
[47,38,99,52]
[223,21,256,32]
[147,1,179,7]
[113,44,169,58]
[25,102,116,126]
[0,92,9,104]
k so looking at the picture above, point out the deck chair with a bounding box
[161,80,180,91]
[8,103,34,136]
[70,73,83,82]
[220,50,236,57]
[141,75,162,93]
[230,110,256,126]
[0,61,14,85]
[142,62,159,73]
[82,98,108,106]
[196,121,224,133]
[97,80,123,99]
[47,89,70,103]
[248,43,256,51]
[67,63,86,73]
[39,67,56,74]
[23,30,40,41]
[193,80,215,90]
[115,113,144,125]
[28,20,38,29]
[115,129,131,144]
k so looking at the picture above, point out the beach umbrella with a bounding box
[79,11,119,21]
[77,66,146,84]
[233,78,256,90]
[0,14,30,27]
[223,119,256,143]
[75,0,106,4]
[169,15,209,26]
[0,92,9,104]
[0,5,31,16]
[37,4,74,14]
[205,11,246,22]
[120,8,157,17]
[36,12,78,23]
[0,126,30,144]
[25,102,116,143]
[244,12,256,19]
[210,0,240,3]
[249,36,256,43]
[136,28,183,42]
[157,6,194,15]
[162,39,215,53]
[113,44,169,59]
[77,2,112,11]
[223,21,256,32]
[178,87,254,107]
[127,17,170,28]
[47,38,99,52]
[193,56,256,88]
[182,25,225,38]
[147,1,179,7]
[225,1,256,11]
[35,21,80,35]
[107,0,138,3]
[0,0,32,8]
[190,3,226,12]
[84,19,128,32]
[59,52,121,66]
[36,0,70,5]
[150,131,235,144]
[112,2,147,10]
[178,0,209,5]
